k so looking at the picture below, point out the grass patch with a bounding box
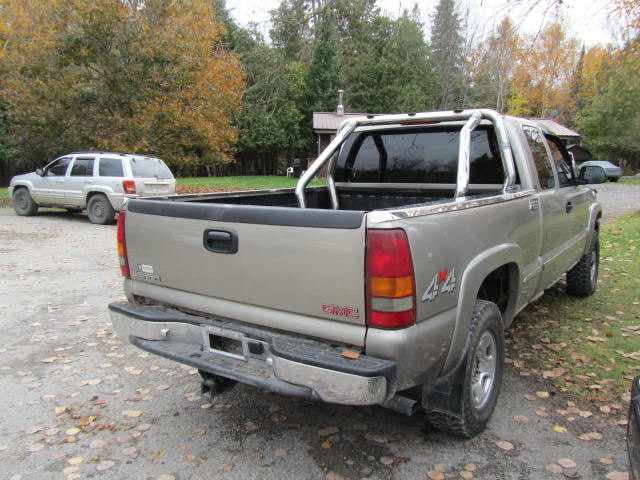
[176,175,325,193]
[620,177,640,186]
[0,187,9,199]
[509,212,640,402]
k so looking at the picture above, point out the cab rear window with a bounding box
[334,126,504,184]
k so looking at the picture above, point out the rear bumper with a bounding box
[109,302,396,405]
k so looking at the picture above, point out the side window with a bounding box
[98,157,124,177]
[522,126,555,189]
[545,138,573,187]
[70,157,94,177]
[349,136,381,182]
[46,157,71,176]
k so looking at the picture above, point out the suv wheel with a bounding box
[13,188,38,216]
[566,230,599,296]
[87,194,116,225]
[427,300,504,438]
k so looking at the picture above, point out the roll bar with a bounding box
[295,109,517,209]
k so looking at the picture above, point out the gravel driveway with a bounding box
[1,185,637,480]
[593,182,640,219]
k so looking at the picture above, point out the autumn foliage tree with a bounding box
[0,0,244,176]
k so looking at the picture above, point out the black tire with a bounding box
[87,194,116,225]
[566,230,599,296]
[610,177,619,182]
[12,187,38,216]
[427,300,504,438]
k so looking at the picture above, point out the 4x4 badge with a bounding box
[422,267,457,303]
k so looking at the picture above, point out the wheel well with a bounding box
[477,263,518,321]
[12,185,27,194]
[86,191,104,202]
[595,213,601,232]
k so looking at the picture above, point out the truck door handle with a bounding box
[203,229,238,254]
[565,201,573,213]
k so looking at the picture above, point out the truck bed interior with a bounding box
[168,185,504,212]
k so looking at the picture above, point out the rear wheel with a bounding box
[13,188,38,216]
[426,300,504,438]
[87,194,116,225]
[566,230,599,296]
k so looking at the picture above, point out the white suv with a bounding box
[9,151,176,224]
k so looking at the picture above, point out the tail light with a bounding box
[117,211,130,278]
[366,229,415,329]
[123,179,136,194]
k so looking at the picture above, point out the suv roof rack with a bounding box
[68,151,130,156]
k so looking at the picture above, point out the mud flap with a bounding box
[423,359,466,417]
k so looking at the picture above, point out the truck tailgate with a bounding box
[123,199,367,343]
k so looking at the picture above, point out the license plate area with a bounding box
[201,326,268,362]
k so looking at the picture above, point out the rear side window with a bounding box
[129,157,173,179]
[334,126,505,184]
[98,157,124,177]
[546,137,573,187]
[70,157,94,177]
[522,125,555,189]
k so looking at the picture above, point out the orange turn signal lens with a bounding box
[369,275,414,298]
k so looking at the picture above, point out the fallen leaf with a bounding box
[136,423,152,431]
[222,464,233,472]
[558,458,577,469]
[512,415,528,423]
[578,432,603,441]
[552,424,567,433]
[606,472,629,480]
[578,410,593,418]
[460,471,474,479]
[545,463,563,474]
[67,456,84,465]
[123,410,143,418]
[464,464,477,472]
[495,440,514,451]
[318,426,339,436]
[65,427,80,436]
[380,456,394,465]
[96,460,115,471]
[536,391,550,399]
[342,349,360,360]
[427,472,445,480]
[599,457,614,465]
[157,475,176,480]
[321,439,332,449]
[274,448,287,458]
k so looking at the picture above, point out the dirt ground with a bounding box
[0,187,635,480]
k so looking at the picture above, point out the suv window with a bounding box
[70,157,94,177]
[129,157,173,179]
[47,157,71,176]
[98,157,124,177]
[522,125,555,189]
[334,126,505,184]
[545,137,573,187]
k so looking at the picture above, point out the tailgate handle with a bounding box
[203,229,238,254]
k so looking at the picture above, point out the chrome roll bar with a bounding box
[295,109,517,209]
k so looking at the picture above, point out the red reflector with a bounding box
[369,310,415,329]
[366,229,415,329]
[123,179,136,194]
[117,211,130,279]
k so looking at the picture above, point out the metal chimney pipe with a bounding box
[336,89,344,115]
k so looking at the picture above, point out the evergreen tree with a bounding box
[305,12,342,114]
[430,0,465,109]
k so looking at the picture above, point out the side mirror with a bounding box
[36,168,45,176]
